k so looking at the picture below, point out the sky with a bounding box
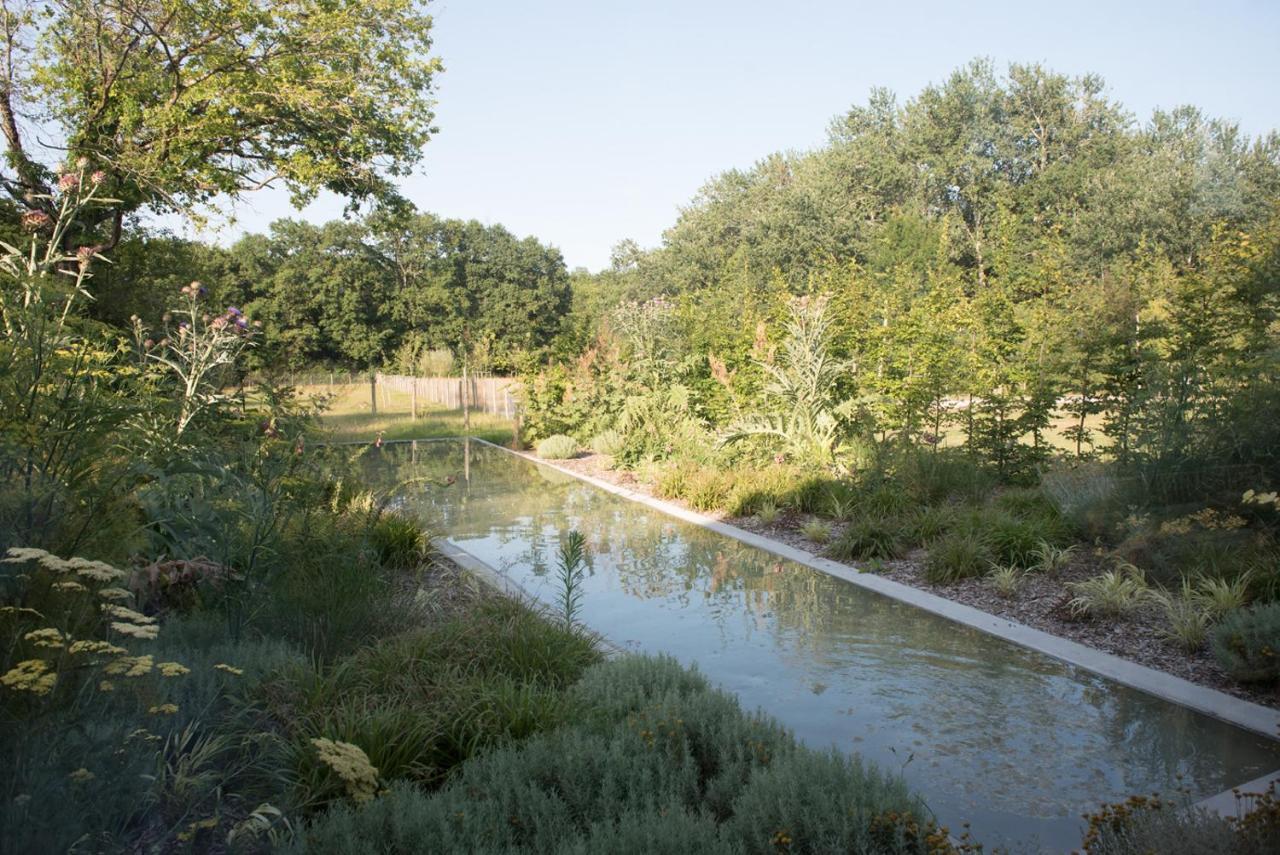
[174,0,1280,272]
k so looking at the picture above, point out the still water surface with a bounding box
[365,439,1280,851]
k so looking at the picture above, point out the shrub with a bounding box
[1080,789,1280,854]
[589,429,626,458]
[535,434,580,459]
[800,519,832,544]
[368,512,425,570]
[895,448,996,505]
[288,655,937,855]
[858,484,912,519]
[923,532,993,585]
[827,519,902,562]
[824,487,858,522]
[1066,564,1150,619]
[1211,603,1280,683]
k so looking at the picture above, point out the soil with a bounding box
[548,452,1280,712]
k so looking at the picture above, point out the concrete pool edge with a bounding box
[460,439,1280,744]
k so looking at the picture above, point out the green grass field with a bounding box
[304,383,516,445]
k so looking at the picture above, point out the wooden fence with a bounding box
[375,373,519,418]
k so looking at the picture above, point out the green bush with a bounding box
[953,507,1060,569]
[923,532,993,585]
[784,475,839,514]
[903,504,956,546]
[858,484,912,519]
[724,466,796,517]
[368,512,425,570]
[685,468,732,512]
[895,449,996,505]
[287,655,936,855]
[827,518,902,561]
[536,434,580,459]
[652,464,689,500]
[589,429,626,457]
[1211,603,1280,683]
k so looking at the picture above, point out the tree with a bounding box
[1,0,442,251]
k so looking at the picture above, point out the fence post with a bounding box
[411,378,418,421]
[370,372,377,416]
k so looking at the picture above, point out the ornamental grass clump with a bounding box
[827,518,902,562]
[589,428,626,458]
[1066,564,1150,618]
[923,532,992,585]
[801,518,832,544]
[1211,603,1280,684]
[1151,586,1212,652]
[535,434,579,459]
[987,564,1025,598]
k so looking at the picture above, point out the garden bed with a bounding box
[549,452,1280,712]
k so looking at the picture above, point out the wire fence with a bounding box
[375,373,520,418]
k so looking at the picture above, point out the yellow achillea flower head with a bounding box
[99,680,115,692]
[69,768,95,783]
[97,587,132,601]
[111,622,159,640]
[102,605,156,625]
[214,663,244,676]
[149,703,179,715]
[157,662,190,677]
[311,738,381,803]
[104,655,153,678]
[69,640,127,656]
[1,659,57,695]
[23,628,65,649]
[68,557,126,582]
[53,580,87,593]
[1,547,49,564]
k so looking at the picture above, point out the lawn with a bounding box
[302,383,517,446]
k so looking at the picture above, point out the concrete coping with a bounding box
[385,435,1280,814]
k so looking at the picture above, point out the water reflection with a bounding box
[366,440,1280,851]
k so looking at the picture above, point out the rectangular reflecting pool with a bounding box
[365,439,1280,851]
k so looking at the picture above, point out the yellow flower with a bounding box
[69,640,127,656]
[69,768,95,783]
[176,817,219,841]
[96,587,132,601]
[111,622,159,640]
[103,605,156,625]
[53,580,87,593]
[2,547,49,564]
[149,703,179,716]
[99,680,115,692]
[1,660,57,695]
[68,557,126,582]
[311,738,381,803]
[104,655,153,678]
[23,628,65,649]
[157,661,190,678]
[214,663,244,676]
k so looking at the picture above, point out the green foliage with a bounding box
[288,656,936,855]
[536,434,580,460]
[903,505,956,546]
[368,513,426,571]
[684,469,733,512]
[1067,565,1151,618]
[589,429,627,457]
[1211,603,1280,683]
[6,0,441,224]
[801,519,833,544]
[924,532,994,585]
[555,531,589,629]
[988,565,1025,598]
[828,519,903,562]
[1151,587,1213,652]
[755,501,782,525]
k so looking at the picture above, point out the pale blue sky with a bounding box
[179,0,1280,271]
